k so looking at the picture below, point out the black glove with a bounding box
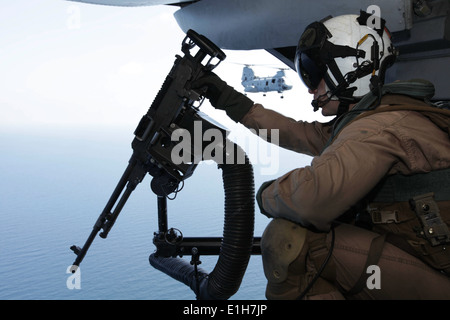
[192,72,254,122]
[256,180,275,218]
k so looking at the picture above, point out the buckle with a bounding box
[367,206,399,224]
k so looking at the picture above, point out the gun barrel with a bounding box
[99,182,136,238]
[70,157,144,267]
[71,226,99,266]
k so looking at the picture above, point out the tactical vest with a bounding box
[329,80,450,274]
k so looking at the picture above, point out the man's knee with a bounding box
[261,218,308,299]
[261,218,308,283]
[261,218,340,299]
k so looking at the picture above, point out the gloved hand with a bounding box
[256,180,275,218]
[192,72,254,122]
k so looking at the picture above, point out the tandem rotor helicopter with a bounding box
[240,64,293,98]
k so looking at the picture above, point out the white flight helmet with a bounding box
[295,11,397,111]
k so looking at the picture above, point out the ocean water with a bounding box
[0,125,311,300]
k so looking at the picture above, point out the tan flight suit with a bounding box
[241,94,450,299]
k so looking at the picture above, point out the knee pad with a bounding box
[261,218,308,284]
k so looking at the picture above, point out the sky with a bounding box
[0,0,329,132]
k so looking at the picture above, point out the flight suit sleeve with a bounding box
[240,104,333,156]
[258,117,401,231]
[254,99,450,231]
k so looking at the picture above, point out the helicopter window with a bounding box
[266,81,269,86]
[272,79,275,83]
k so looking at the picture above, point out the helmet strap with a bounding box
[311,86,357,114]
[337,101,350,117]
[311,92,332,112]
[369,75,383,108]
[369,75,382,96]
[337,86,358,116]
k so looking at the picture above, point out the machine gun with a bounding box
[70,30,259,300]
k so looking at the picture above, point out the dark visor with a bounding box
[296,51,327,90]
[295,21,331,90]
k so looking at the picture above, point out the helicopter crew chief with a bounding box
[193,12,450,299]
